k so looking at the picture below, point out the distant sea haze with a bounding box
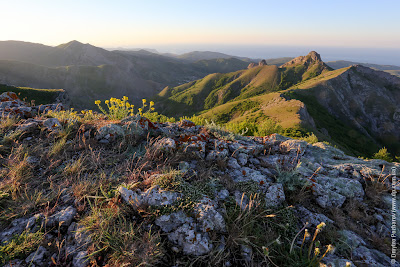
[143,44,400,66]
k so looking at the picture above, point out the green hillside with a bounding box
[0,84,64,105]
[157,51,330,117]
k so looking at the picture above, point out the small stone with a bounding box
[72,251,88,267]
[178,161,190,172]
[96,124,124,141]
[217,189,230,200]
[17,121,38,132]
[25,246,48,265]
[43,118,63,132]
[154,137,176,153]
[155,211,193,232]
[47,206,76,227]
[236,153,248,166]
[265,184,285,208]
[168,223,212,256]
[227,158,241,169]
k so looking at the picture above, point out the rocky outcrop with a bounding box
[280,51,324,68]
[247,60,268,69]
[1,93,398,266]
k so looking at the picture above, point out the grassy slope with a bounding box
[0,84,63,105]
[157,59,328,117]
[187,66,381,157]
[199,92,304,129]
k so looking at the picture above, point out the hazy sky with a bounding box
[1,0,400,63]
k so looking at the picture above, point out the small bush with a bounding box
[0,230,45,264]
[143,111,175,123]
[275,163,308,192]
[373,147,393,162]
[301,133,318,144]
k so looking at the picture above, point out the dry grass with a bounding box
[82,199,163,266]
[0,115,19,135]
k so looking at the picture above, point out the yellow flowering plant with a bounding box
[95,97,155,120]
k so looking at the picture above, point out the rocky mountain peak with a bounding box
[308,51,322,62]
[247,59,268,69]
[258,59,267,66]
[247,62,258,69]
[280,51,324,68]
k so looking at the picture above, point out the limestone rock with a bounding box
[96,124,124,141]
[43,118,63,132]
[265,184,285,208]
[168,223,212,256]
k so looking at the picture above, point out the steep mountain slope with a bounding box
[284,65,400,155]
[157,51,330,116]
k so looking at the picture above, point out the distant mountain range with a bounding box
[0,40,281,108]
[157,51,400,157]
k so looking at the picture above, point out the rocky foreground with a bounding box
[0,92,399,266]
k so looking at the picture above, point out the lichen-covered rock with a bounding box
[227,158,241,169]
[228,141,264,156]
[168,223,212,256]
[16,121,39,133]
[43,118,63,132]
[338,230,366,249]
[154,137,176,153]
[179,119,196,128]
[194,197,226,232]
[216,189,230,200]
[123,121,145,136]
[118,185,180,209]
[352,246,392,267]
[294,206,333,227]
[236,153,248,166]
[206,149,229,161]
[314,176,364,199]
[46,206,76,227]
[25,245,48,265]
[280,139,308,156]
[72,251,88,267]
[155,211,193,233]
[96,124,124,141]
[182,141,206,158]
[312,183,346,208]
[0,214,43,243]
[265,183,285,208]
[240,244,253,263]
[0,92,23,102]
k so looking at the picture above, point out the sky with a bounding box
[1,0,400,64]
